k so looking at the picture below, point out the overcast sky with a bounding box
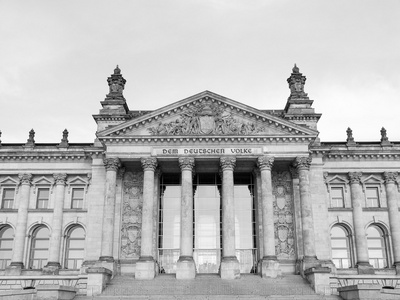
[0,0,399,143]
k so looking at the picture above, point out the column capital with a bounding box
[348,172,363,184]
[141,157,158,171]
[179,157,195,171]
[293,156,312,171]
[220,156,236,171]
[103,158,121,171]
[18,173,32,185]
[257,156,274,171]
[53,173,67,185]
[384,171,398,184]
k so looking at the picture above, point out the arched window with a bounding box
[29,226,50,269]
[330,225,352,268]
[0,226,14,269]
[367,225,388,268]
[64,226,85,269]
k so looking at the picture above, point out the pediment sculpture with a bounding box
[148,100,265,136]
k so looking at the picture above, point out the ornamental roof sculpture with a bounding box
[148,99,265,136]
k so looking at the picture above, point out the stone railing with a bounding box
[0,274,87,294]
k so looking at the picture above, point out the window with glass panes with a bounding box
[36,188,50,209]
[71,188,84,209]
[1,188,15,209]
[367,226,387,268]
[29,226,50,269]
[65,226,85,269]
[330,187,345,208]
[365,187,380,207]
[330,226,351,268]
[0,226,13,269]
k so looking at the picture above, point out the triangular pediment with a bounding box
[98,91,318,140]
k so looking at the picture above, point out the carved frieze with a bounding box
[272,171,295,259]
[148,100,266,136]
[120,171,144,259]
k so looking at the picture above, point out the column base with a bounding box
[176,256,196,279]
[135,256,156,280]
[42,261,61,275]
[5,262,24,275]
[220,256,240,280]
[356,261,374,274]
[260,256,281,278]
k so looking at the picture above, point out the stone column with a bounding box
[99,158,121,263]
[220,156,240,279]
[176,157,196,279]
[383,172,400,273]
[135,157,158,280]
[7,173,32,274]
[348,172,373,274]
[43,173,67,274]
[257,156,280,278]
[293,157,318,271]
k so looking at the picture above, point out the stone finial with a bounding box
[380,127,391,146]
[106,65,126,100]
[0,130,2,147]
[346,127,356,146]
[25,129,35,147]
[287,64,309,100]
[58,129,69,148]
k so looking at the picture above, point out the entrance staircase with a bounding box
[75,274,342,300]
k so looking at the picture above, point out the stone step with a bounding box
[75,274,344,299]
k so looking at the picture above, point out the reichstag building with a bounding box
[0,65,399,299]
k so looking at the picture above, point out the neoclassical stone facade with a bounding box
[1,65,400,298]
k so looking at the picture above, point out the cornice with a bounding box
[98,135,316,144]
[0,148,104,161]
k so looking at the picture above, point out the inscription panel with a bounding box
[153,147,263,156]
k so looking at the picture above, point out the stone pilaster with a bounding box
[176,157,196,279]
[43,174,67,274]
[348,172,374,274]
[219,156,240,279]
[383,172,400,273]
[293,157,318,271]
[99,158,121,263]
[135,157,158,280]
[257,156,280,278]
[7,173,32,274]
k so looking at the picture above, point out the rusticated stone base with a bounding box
[135,257,156,280]
[220,256,240,280]
[260,258,281,278]
[176,256,196,279]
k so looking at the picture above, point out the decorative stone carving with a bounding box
[103,158,121,171]
[179,157,195,171]
[25,129,35,147]
[346,127,356,146]
[257,156,274,170]
[106,65,126,100]
[148,100,265,136]
[287,65,308,100]
[53,173,67,185]
[348,172,362,184]
[120,172,144,259]
[18,173,32,185]
[293,156,312,171]
[289,166,299,179]
[383,172,398,184]
[58,129,69,148]
[272,171,295,259]
[141,157,158,171]
[381,127,392,146]
[220,157,236,171]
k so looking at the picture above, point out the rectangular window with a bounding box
[71,188,84,209]
[36,188,50,209]
[330,187,344,208]
[2,188,15,209]
[366,187,380,207]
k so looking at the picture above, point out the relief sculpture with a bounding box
[273,171,295,259]
[148,100,265,135]
[120,171,144,259]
